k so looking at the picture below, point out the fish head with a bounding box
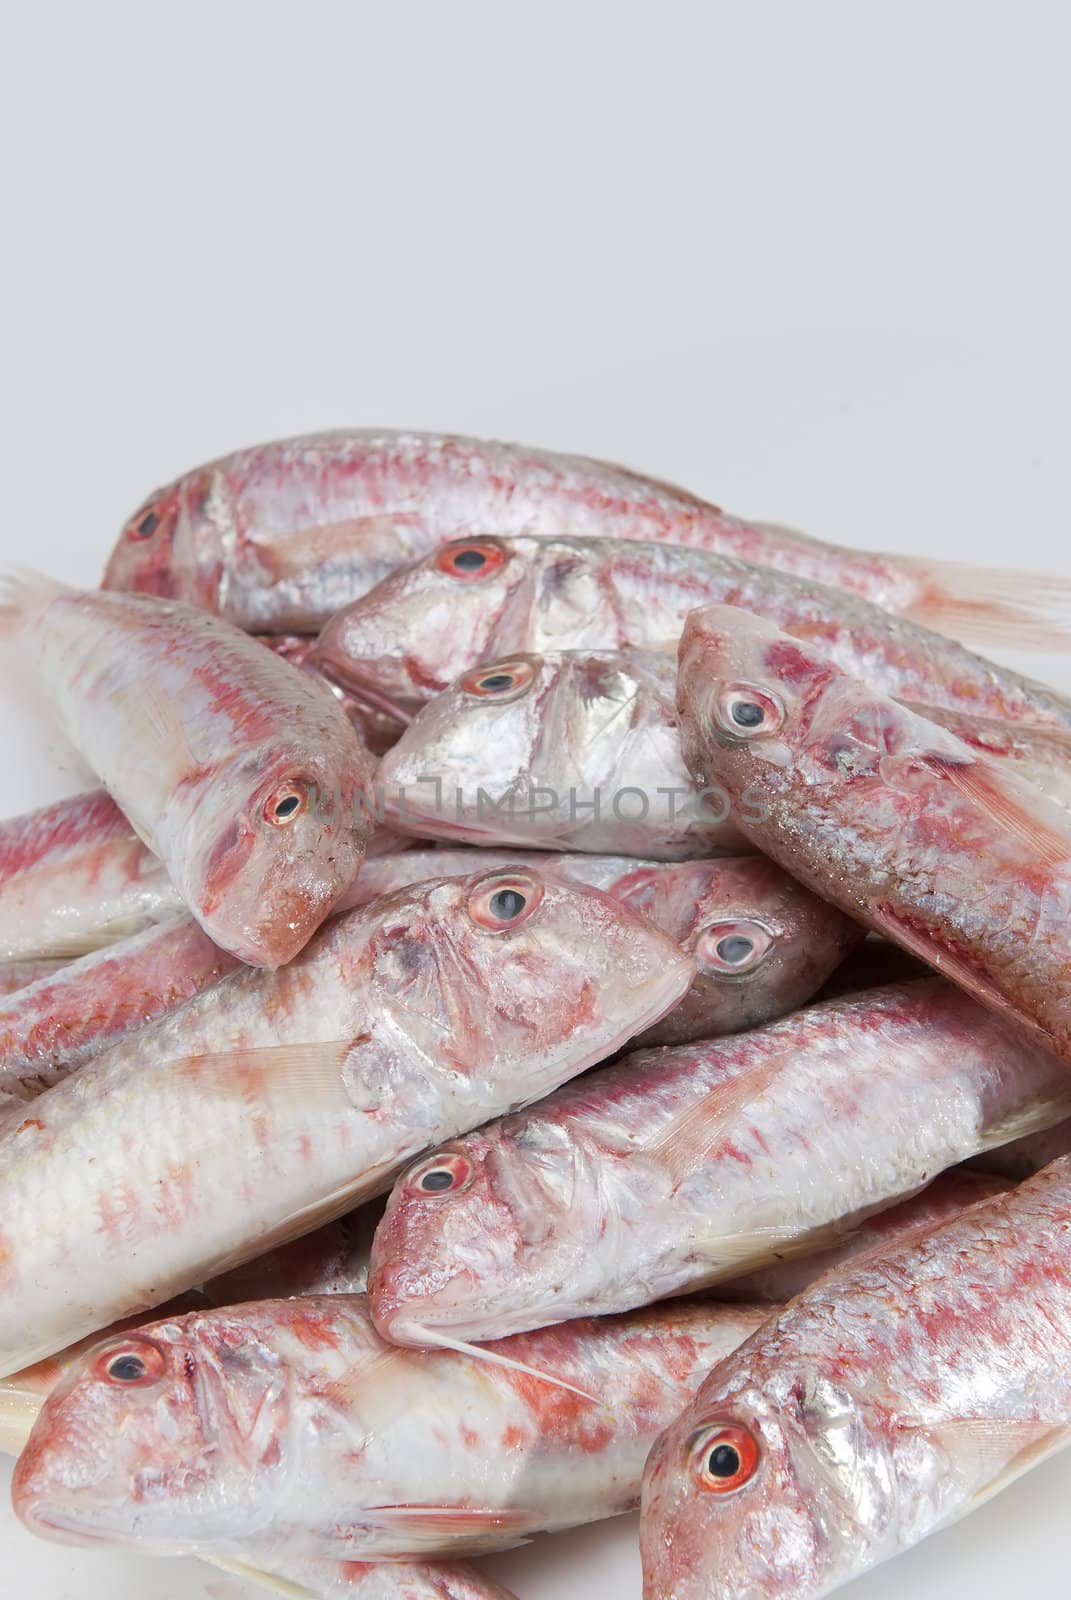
[184,737,373,967]
[677,603,905,809]
[374,652,550,839]
[642,858,862,1041]
[103,466,224,608]
[308,536,537,720]
[12,1312,293,1552]
[377,650,656,843]
[641,1366,902,1600]
[368,1111,598,1342]
[355,864,694,1102]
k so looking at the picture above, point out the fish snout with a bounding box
[12,1414,115,1545]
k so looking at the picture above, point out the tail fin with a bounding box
[898,557,1071,652]
[0,569,68,641]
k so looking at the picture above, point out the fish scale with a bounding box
[0,790,178,962]
[367,978,1071,1345]
[0,913,240,1100]
[0,869,690,1376]
[101,429,1071,650]
[640,1153,1071,1600]
[676,602,1071,1062]
[11,1293,768,1562]
[309,534,1071,730]
[0,578,377,967]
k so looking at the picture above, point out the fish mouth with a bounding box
[592,953,696,1065]
[311,659,413,728]
[15,1500,145,1549]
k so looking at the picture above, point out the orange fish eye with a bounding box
[459,655,541,700]
[716,683,786,739]
[95,1338,168,1387]
[690,1422,760,1493]
[466,870,544,931]
[404,1151,474,1198]
[434,540,507,580]
[264,782,310,826]
[695,920,775,976]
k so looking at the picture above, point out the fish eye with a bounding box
[434,540,507,580]
[128,503,162,540]
[690,1422,760,1494]
[404,1151,474,1198]
[458,655,541,701]
[109,1354,147,1381]
[466,870,545,931]
[95,1338,168,1387]
[715,683,786,740]
[696,920,775,976]
[264,782,310,826]
[733,702,763,727]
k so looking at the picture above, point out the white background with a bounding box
[1,2,1070,1596]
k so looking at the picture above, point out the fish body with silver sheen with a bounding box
[367,979,1071,1343]
[676,603,1071,1062]
[309,535,1071,730]
[0,866,690,1375]
[101,428,1071,648]
[641,1153,1071,1600]
[0,577,377,966]
[12,1294,768,1560]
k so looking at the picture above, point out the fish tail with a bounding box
[897,557,1071,652]
[0,568,68,641]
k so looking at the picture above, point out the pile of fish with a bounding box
[2,428,1071,1600]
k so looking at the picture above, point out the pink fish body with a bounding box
[717,1167,1010,1301]
[676,603,1071,1062]
[0,867,690,1374]
[0,1203,387,1458]
[102,429,1071,649]
[309,535,1071,729]
[0,1308,515,1600]
[0,577,378,966]
[0,960,68,996]
[0,1295,209,1456]
[641,1154,1071,1600]
[367,979,1071,1344]
[631,853,862,1046]
[0,914,239,1100]
[0,787,412,970]
[13,1293,768,1559]
[0,790,179,961]
[902,701,1071,811]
